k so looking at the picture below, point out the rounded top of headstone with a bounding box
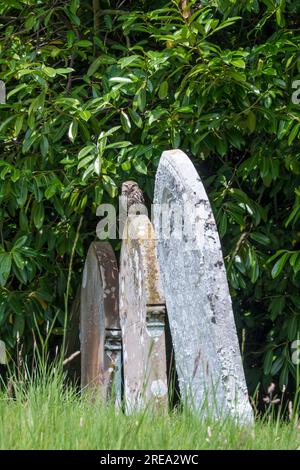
[82,241,120,330]
[155,149,207,207]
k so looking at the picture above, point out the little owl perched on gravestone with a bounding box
[121,181,145,209]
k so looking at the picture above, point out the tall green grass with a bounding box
[0,363,299,450]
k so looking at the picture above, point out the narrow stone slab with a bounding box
[81,242,121,405]
[119,215,168,412]
[154,149,253,421]
[0,340,6,365]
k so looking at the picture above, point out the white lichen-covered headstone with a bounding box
[119,215,168,413]
[81,242,121,405]
[154,149,253,421]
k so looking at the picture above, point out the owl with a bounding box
[121,180,145,210]
[120,181,146,238]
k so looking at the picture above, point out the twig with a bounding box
[66,54,75,92]
[63,350,80,366]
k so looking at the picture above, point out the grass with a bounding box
[0,365,299,450]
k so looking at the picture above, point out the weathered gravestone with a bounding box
[119,215,168,412]
[81,242,122,404]
[154,149,253,421]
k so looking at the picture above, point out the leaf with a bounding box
[293,254,300,274]
[219,212,227,238]
[119,54,140,67]
[12,252,25,270]
[77,154,94,170]
[289,252,300,268]
[279,363,289,390]
[78,145,95,160]
[68,119,78,143]
[120,111,131,133]
[24,15,36,30]
[250,260,259,283]
[136,88,146,112]
[32,201,44,229]
[13,315,25,337]
[231,59,245,69]
[43,66,57,77]
[40,136,49,157]
[128,109,142,128]
[15,115,24,136]
[247,111,256,133]
[82,163,94,181]
[70,0,80,15]
[216,138,227,157]
[133,159,147,175]
[276,7,285,27]
[79,110,91,121]
[94,156,102,176]
[176,106,193,114]
[270,356,284,376]
[87,57,102,76]
[268,249,288,263]
[76,40,93,47]
[285,206,300,227]
[263,348,274,375]
[55,68,74,75]
[7,84,28,100]
[109,77,132,84]
[249,232,270,246]
[13,236,27,250]
[121,161,131,171]
[44,184,57,199]
[158,81,168,99]
[106,141,131,149]
[17,180,28,207]
[103,175,118,198]
[101,126,121,138]
[0,253,12,284]
[271,252,290,279]
[288,123,300,146]
[19,210,29,231]
[288,316,298,341]
[269,297,285,321]
[87,56,115,76]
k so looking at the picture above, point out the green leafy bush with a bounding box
[1,0,300,400]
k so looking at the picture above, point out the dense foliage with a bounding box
[1,0,300,401]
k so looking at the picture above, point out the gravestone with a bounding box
[81,242,122,405]
[119,215,168,412]
[154,149,253,421]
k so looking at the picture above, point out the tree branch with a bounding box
[93,0,101,35]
